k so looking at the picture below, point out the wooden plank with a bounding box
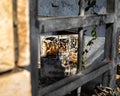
[46,64,111,96]
[38,60,110,96]
[30,0,39,96]
[38,14,115,32]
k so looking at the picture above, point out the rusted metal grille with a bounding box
[30,0,118,96]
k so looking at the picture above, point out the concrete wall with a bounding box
[38,0,79,16]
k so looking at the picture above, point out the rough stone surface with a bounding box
[17,0,30,67]
[0,70,31,96]
[0,0,15,73]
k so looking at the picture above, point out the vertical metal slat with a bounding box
[30,0,39,96]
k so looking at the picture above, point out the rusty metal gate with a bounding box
[30,0,120,96]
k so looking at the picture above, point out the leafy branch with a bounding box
[81,26,97,69]
[85,0,96,11]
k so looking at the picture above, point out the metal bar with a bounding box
[109,0,118,88]
[106,0,117,88]
[107,0,115,13]
[102,71,110,86]
[105,24,113,60]
[79,0,85,16]
[77,0,85,95]
[77,29,84,96]
[38,14,115,33]
[77,0,85,72]
[38,60,110,96]
[30,0,39,96]
[46,63,111,96]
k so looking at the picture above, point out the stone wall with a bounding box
[17,0,30,67]
[0,0,15,73]
[0,0,31,96]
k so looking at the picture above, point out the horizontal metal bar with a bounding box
[38,60,111,96]
[46,63,111,96]
[38,14,115,33]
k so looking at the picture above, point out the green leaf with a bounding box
[91,0,96,6]
[82,51,85,55]
[85,0,96,11]
[82,65,86,70]
[87,40,94,46]
[85,49,88,53]
[82,49,88,55]
[85,6,90,11]
[81,56,85,65]
[91,28,97,37]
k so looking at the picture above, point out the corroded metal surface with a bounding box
[41,35,78,78]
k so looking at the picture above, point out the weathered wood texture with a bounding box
[0,0,15,73]
[17,0,30,67]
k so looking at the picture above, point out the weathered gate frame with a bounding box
[30,0,119,96]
